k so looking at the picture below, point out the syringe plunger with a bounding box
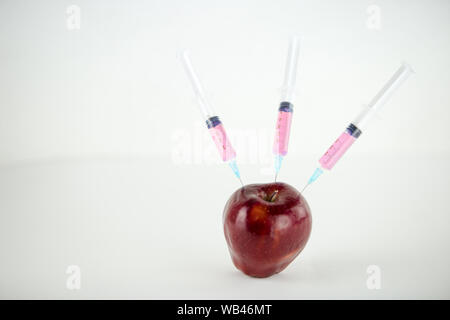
[281,35,301,102]
[180,50,216,120]
[352,63,414,131]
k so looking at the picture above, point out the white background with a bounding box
[0,0,449,299]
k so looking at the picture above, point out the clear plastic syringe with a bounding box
[273,35,301,181]
[302,63,414,192]
[180,50,243,186]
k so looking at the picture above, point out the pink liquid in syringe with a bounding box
[273,103,293,156]
[319,129,358,170]
[209,123,236,162]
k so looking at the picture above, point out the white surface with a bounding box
[0,154,449,299]
[0,0,449,299]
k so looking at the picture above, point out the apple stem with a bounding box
[268,190,279,202]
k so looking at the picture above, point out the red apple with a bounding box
[223,182,312,278]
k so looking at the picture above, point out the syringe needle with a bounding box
[301,183,309,194]
[302,167,323,193]
[274,155,283,182]
[238,176,244,187]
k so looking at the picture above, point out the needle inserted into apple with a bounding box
[180,50,243,186]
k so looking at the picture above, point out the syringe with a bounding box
[273,36,301,181]
[180,50,243,186]
[302,63,414,192]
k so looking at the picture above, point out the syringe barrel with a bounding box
[319,124,361,170]
[206,116,237,162]
[352,63,414,131]
[273,102,294,156]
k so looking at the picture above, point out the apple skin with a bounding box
[223,182,312,278]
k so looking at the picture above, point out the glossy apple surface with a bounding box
[223,182,312,278]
